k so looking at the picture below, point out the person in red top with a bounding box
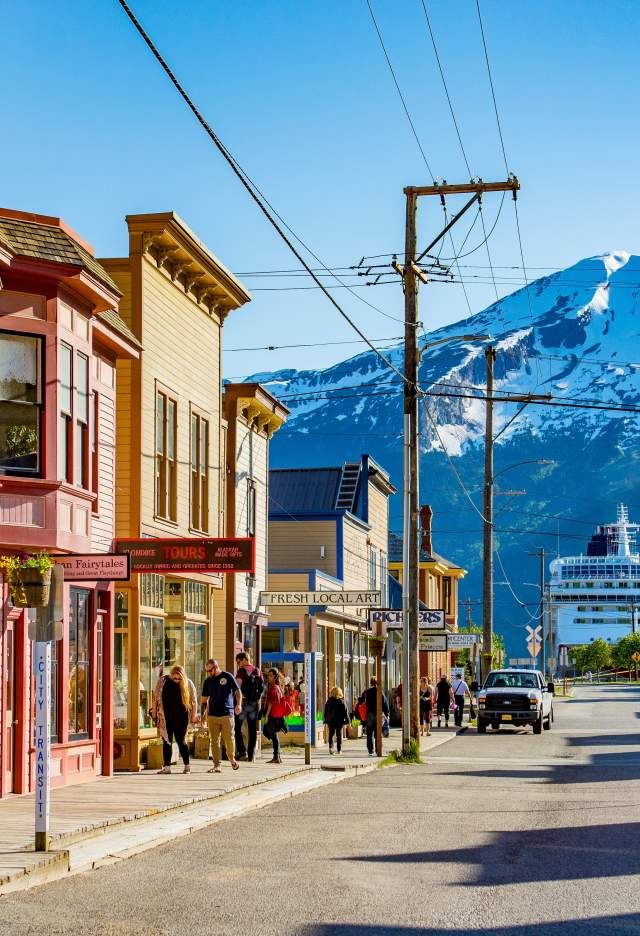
[263,668,285,764]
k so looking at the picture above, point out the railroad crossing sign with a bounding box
[525,624,542,659]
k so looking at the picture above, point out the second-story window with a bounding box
[190,411,209,532]
[59,343,73,482]
[0,331,43,476]
[247,478,256,537]
[75,352,89,489]
[369,545,378,590]
[155,390,177,521]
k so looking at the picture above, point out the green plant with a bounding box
[0,552,53,606]
[380,739,422,766]
[5,424,37,457]
[350,718,360,729]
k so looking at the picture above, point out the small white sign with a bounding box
[448,634,483,649]
[419,634,447,651]
[261,590,381,607]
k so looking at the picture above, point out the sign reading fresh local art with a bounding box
[369,609,446,629]
[447,633,483,649]
[52,554,130,581]
[115,537,254,574]
[260,590,381,607]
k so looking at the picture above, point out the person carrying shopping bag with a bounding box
[152,665,197,774]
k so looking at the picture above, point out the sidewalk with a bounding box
[0,725,461,896]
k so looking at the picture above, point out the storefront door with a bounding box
[95,610,105,773]
[2,614,16,794]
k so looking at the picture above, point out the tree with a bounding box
[573,639,611,678]
[611,633,640,670]
[456,625,505,678]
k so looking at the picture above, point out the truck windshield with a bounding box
[485,672,539,689]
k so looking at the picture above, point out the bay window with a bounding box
[0,332,42,475]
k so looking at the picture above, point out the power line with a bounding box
[225,335,402,352]
[116,0,410,379]
[365,0,436,182]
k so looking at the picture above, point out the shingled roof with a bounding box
[0,215,120,295]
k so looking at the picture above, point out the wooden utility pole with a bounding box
[482,345,496,682]
[400,177,520,747]
[402,188,420,748]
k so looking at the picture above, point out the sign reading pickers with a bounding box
[115,537,255,574]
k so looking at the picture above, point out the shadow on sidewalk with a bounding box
[304,915,640,936]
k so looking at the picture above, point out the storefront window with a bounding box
[316,626,327,714]
[334,629,343,693]
[140,616,164,729]
[68,588,91,738]
[242,623,258,660]
[262,628,280,653]
[185,622,206,691]
[140,574,165,610]
[283,627,300,652]
[184,581,207,616]
[164,624,183,669]
[0,332,42,475]
[114,593,129,732]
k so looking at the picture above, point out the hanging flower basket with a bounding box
[0,552,53,608]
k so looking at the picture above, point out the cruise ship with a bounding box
[549,505,640,648]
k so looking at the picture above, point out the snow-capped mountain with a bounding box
[241,253,640,657]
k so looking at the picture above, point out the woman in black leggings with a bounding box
[152,665,196,774]
[435,675,453,728]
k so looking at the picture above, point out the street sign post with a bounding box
[30,564,64,851]
[261,590,380,607]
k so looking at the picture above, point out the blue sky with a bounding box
[3,0,639,376]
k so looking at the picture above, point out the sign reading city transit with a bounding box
[260,590,381,607]
[52,553,130,581]
[116,537,254,574]
[370,609,446,629]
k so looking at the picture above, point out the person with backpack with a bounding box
[234,651,264,763]
[434,674,454,728]
[358,677,389,757]
[323,686,350,755]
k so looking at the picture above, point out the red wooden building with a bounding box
[0,209,139,798]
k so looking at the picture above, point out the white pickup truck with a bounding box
[476,668,555,734]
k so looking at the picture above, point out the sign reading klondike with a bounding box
[260,590,381,607]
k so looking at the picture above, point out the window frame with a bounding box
[189,406,210,533]
[0,330,44,477]
[155,384,178,523]
[68,587,92,741]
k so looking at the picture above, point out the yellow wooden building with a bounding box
[100,211,251,770]
[388,505,467,683]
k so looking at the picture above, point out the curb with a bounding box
[0,764,375,897]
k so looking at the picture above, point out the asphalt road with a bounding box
[4,684,640,936]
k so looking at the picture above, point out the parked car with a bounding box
[476,669,554,735]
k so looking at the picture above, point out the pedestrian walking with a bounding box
[434,674,454,728]
[152,665,197,775]
[358,677,389,757]
[419,676,433,736]
[200,659,241,774]
[263,668,287,764]
[323,687,350,754]
[234,651,264,763]
[451,672,472,727]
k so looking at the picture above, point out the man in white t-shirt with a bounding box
[451,674,471,727]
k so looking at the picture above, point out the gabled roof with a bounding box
[0,213,119,294]
[269,467,342,515]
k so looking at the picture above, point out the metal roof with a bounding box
[269,467,342,515]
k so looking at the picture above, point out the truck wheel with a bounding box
[477,717,487,734]
[543,712,552,730]
[533,714,543,735]
[491,721,500,730]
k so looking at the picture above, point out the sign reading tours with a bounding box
[260,590,381,607]
[52,553,130,581]
[369,609,446,629]
[115,537,255,574]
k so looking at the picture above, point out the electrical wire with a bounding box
[365,0,436,182]
[495,548,543,620]
[116,0,410,378]
[225,335,403,352]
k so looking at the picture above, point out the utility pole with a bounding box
[402,188,420,749]
[398,178,520,748]
[482,345,495,682]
